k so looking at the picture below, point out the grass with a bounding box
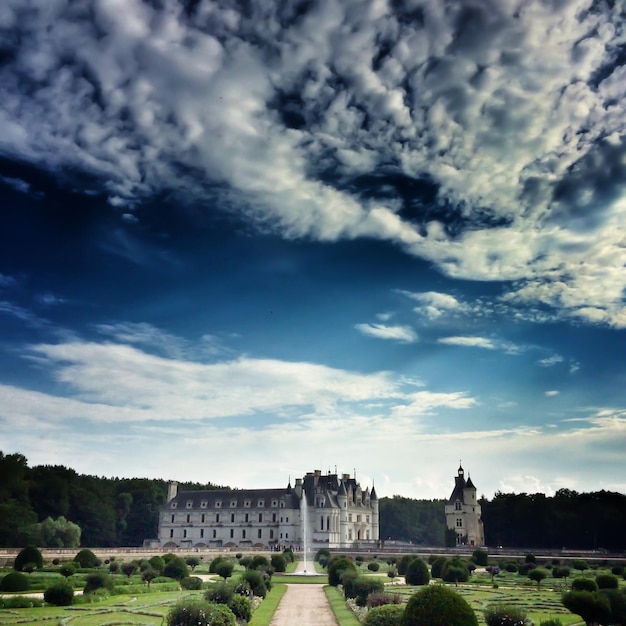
[248,583,287,626]
[324,585,361,626]
[272,574,328,584]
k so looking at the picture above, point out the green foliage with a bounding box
[163,556,190,580]
[472,549,488,566]
[229,593,252,621]
[431,556,447,578]
[83,572,114,594]
[367,593,403,608]
[185,556,201,569]
[405,558,430,586]
[239,556,252,568]
[0,571,29,591]
[121,562,137,578]
[505,562,518,573]
[163,552,177,563]
[553,566,570,579]
[353,576,385,606]
[210,555,226,573]
[401,584,478,626]
[141,567,158,585]
[572,559,588,572]
[167,597,237,626]
[74,548,98,568]
[379,495,447,545]
[442,559,470,584]
[571,578,598,592]
[44,581,74,606]
[596,573,618,589]
[397,555,414,576]
[271,554,287,572]
[59,562,76,578]
[539,620,563,626]
[562,590,610,625]
[24,515,81,547]
[601,589,626,625]
[249,554,270,570]
[108,561,119,573]
[483,603,528,626]
[149,555,165,572]
[181,575,203,590]
[14,544,43,571]
[282,547,294,562]
[0,595,43,608]
[364,604,405,626]
[525,553,536,564]
[240,569,268,597]
[328,556,358,586]
[216,560,235,580]
[529,568,549,589]
[341,570,359,600]
[611,565,624,576]
[368,561,381,571]
[205,581,235,605]
[316,548,331,562]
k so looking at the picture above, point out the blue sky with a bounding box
[1,0,626,500]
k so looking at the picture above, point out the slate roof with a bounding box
[164,487,299,511]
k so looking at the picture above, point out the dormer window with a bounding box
[186,501,193,508]
[171,502,177,509]
[258,500,264,507]
[200,501,207,509]
[215,501,222,508]
[230,500,237,508]
[244,500,251,508]
[272,499,278,507]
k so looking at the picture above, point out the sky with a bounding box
[1,0,626,502]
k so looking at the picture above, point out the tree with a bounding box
[163,556,189,580]
[44,581,74,606]
[185,556,200,570]
[215,560,235,581]
[74,549,98,568]
[14,545,43,572]
[402,584,478,626]
[529,568,549,590]
[148,555,165,573]
[121,563,137,578]
[472,549,488,566]
[328,557,358,587]
[562,590,610,626]
[25,516,81,547]
[59,563,76,578]
[405,558,430,586]
[486,566,500,583]
[271,554,287,572]
[141,567,158,586]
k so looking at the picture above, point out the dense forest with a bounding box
[2,451,626,550]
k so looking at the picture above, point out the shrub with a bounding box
[233,580,252,597]
[525,553,537,564]
[342,570,360,600]
[142,567,158,586]
[249,555,270,570]
[328,557,358,586]
[74,549,98,569]
[215,560,235,580]
[164,556,190,580]
[572,578,598,592]
[14,545,43,571]
[121,562,138,578]
[388,567,397,578]
[405,558,430,586]
[149,555,165,572]
[353,576,385,606]
[60,563,76,578]
[397,555,414,576]
[596,573,619,589]
[167,598,236,626]
[239,556,252,568]
[271,554,287,572]
[562,590,610,625]
[205,581,235,605]
[572,559,588,572]
[162,553,176,563]
[229,593,252,622]
[364,603,405,626]
[108,561,119,573]
[484,603,528,626]
[472,549,488,566]
[529,568,549,589]
[0,596,43,609]
[0,571,29,592]
[539,620,563,626]
[316,548,331,562]
[518,563,536,575]
[611,565,624,576]
[240,569,267,597]
[601,588,626,624]
[402,584,478,626]
[84,573,114,594]
[442,560,469,585]
[505,562,518,573]
[181,576,203,590]
[52,558,60,565]
[367,593,403,608]
[283,548,294,563]
[553,566,570,579]
[431,557,448,578]
[368,561,381,572]
[44,581,74,606]
[185,556,201,570]
[210,556,226,573]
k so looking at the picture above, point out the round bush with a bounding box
[181,576,203,590]
[401,584,478,626]
[283,548,294,563]
[572,578,598,592]
[611,565,624,576]
[405,558,430,586]
[209,556,225,573]
[74,549,98,569]
[484,603,527,626]
[59,563,76,578]
[364,603,405,626]
[83,573,114,595]
[240,569,268,597]
[229,593,252,622]
[353,576,385,606]
[271,554,287,572]
[205,581,235,605]
[328,557,358,586]
[431,557,448,578]
[472,549,488,566]
[442,561,470,584]
[368,562,381,572]
[0,571,29,592]
[163,556,190,580]
[397,555,414,576]
[167,598,236,626]
[149,555,165,573]
[505,562,518,573]
[596,573,619,589]
[215,561,235,580]
[553,566,570,579]
[14,545,43,572]
[44,581,74,606]
[249,555,270,570]
[316,548,330,562]
[185,556,201,569]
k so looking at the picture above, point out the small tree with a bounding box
[185,556,200,570]
[596,573,619,589]
[572,578,598,592]
[472,549,488,566]
[44,581,74,606]
[74,549,98,569]
[248,555,270,570]
[83,572,114,594]
[405,558,430,586]
[59,563,76,578]
[562,590,610,626]
[141,567,158,586]
[271,554,287,573]
[149,555,165,573]
[215,560,235,581]
[163,556,190,581]
[121,562,137,578]
[529,568,549,590]
[14,545,43,572]
[328,557,358,587]
[486,566,500,583]
[572,559,588,573]
[431,557,448,579]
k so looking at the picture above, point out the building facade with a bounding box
[445,464,485,546]
[156,470,379,549]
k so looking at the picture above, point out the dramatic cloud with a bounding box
[355,322,418,343]
[1,0,626,324]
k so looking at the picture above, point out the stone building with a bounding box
[445,464,485,546]
[156,469,379,549]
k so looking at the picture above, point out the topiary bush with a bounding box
[205,581,235,605]
[209,556,225,573]
[0,596,43,609]
[611,565,624,576]
[0,571,29,592]
[353,576,385,606]
[163,556,190,580]
[572,578,598,592]
[44,581,74,606]
[397,555,414,576]
[405,558,430,586]
[248,555,270,570]
[316,548,330,562]
[539,620,563,626]
[401,584,478,626]
[149,555,165,573]
[364,603,405,626]
[181,576,203,590]
[167,597,236,626]
[185,556,201,570]
[596,573,619,589]
[328,557,358,586]
[368,561,381,572]
[271,554,287,572]
[14,545,43,572]
[562,590,610,626]
[216,561,235,580]
[283,548,294,563]
[472,549,488,566]
[484,603,528,626]
[74,549,98,569]
[229,593,252,622]
[83,573,114,595]
[240,570,268,597]
[442,560,470,585]
[431,557,448,578]
[505,562,518,573]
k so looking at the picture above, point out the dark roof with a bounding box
[466,475,475,489]
[164,488,297,511]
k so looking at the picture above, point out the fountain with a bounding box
[301,483,310,573]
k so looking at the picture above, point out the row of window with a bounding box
[173,498,284,509]
[170,528,279,540]
[170,512,286,524]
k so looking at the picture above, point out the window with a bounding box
[258,529,262,538]
[272,513,277,522]
[186,500,193,509]
[366,515,369,523]
[216,513,220,523]
[212,529,216,538]
[280,517,283,523]
[230,500,237,508]
[170,529,174,538]
[455,501,462,511]
[171,514,175,523]
[285,533,288,539]
[245,513,249,523]
[242,530,246,539]
[183,529,187,538]
[201,514,205,523]
[258,513,263,522]
[200,529,204,538]
[186,514,190,523]
[285,516,288,523]
[320,516,324,530]
[272,499,278,507]
[270,530,274,539]
[171,502,177,509]
[258,499,264,507]
[230,529,234,538]
[201,501,207,508]
[456,518,463,528]
[215,500,222,508]
[348,529,352,540]
[231,513,235,523]
[357,514,361,522]
[244,500,250,508]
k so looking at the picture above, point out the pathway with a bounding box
[269,560,337,626]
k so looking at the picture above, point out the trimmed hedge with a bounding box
[74,549,98,569]
[401,584,478,626]
[15,545,43,572]
[405,558,430,586]
[44,581,74,606]
[364,604,405,626]
[0,571,29,592]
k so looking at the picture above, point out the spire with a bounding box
[466,475,475,489]
[370,482,378,501]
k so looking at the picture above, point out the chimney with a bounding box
[167,481,178,502]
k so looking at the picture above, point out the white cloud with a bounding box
[438,336,498,350]
[545,390,560,397]
[538,355,564,368]
[355,323,417,343]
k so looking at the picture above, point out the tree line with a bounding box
[2,451,626,550]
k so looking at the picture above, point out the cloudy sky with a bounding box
[1,0,626,501]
